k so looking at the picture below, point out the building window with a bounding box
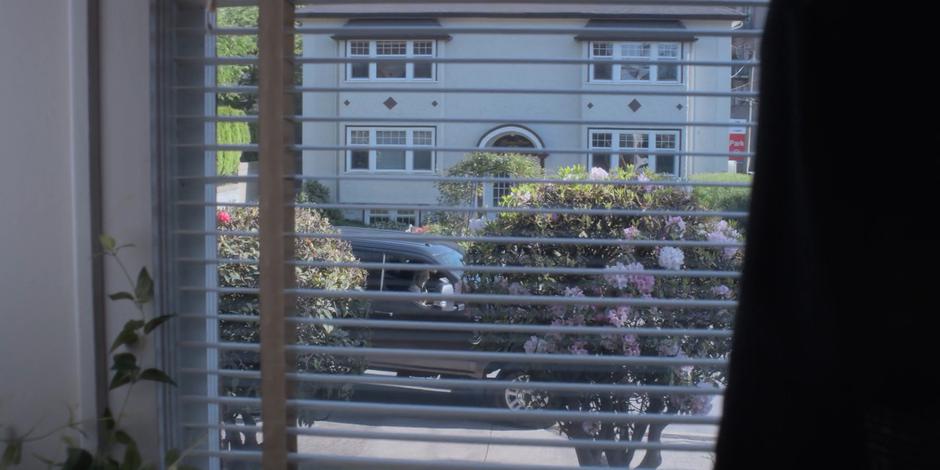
[347,40,436,81]
[589,41,682,83]
[346,127,435,172]
[366,209,419,226]
[589,129,680,176]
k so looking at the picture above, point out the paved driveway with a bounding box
[294,376,721,469]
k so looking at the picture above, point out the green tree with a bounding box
[215,6,303,162]
[434,152,543,234]
[215,106,251,176]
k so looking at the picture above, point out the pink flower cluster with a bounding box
[625,262,655,295]
[604,262,655,295]
[623,226,641,239]
[605,306,633,327]
[622,334,641,356]
[216,210,232,225]
[666,216,687,238]
[707,220,742,259]
[711,284,733,299]
[508,282,531,296]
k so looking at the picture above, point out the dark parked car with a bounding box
[341,228,545,409]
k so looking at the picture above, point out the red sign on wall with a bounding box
[729,128,747,161]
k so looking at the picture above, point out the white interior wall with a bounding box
[1,0,91,463]
[0,0,160,466]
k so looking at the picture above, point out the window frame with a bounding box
[588,41,683,84]
[346,39,437,82]
[588,128,682,176]
[365,209,419,226]
[345,126,436,173]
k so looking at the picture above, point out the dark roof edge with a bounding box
[331,33,453,40]
[298,12,745,21]
[574,33,699,42]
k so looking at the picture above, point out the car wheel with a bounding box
[496,370,550,410]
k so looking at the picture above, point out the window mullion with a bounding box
[406,41,414,80]
[406,130,414,171]
[651,46,660,82]
[611,131,621,170]
[613,46,622,83]
[369,41,377,79]
[369,129,377,171]
[647,131,657,173]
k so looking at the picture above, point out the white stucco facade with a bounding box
[301,12,736,223]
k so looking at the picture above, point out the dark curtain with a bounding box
[714,1,934,469]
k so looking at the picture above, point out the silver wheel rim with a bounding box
[503,373,549,410]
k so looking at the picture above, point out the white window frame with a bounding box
[588,129,681,176]
[365,209,419,225]
[346,126,436,173]
[346,39,437,82]
[589,41,683,84]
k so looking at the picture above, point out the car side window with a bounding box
[379,256,420,292]
[353,250,432,292]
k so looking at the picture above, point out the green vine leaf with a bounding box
[109,371,135,391]
[108,292,136,303]
[31,452,57,467]
[114,430,134,446]
[102,408,116,432]
[134,269,153,305]
[61,448,93,470]
[111,353,140,372]
[143,315,175,334]
[138,369,176,386]
[61,434,79,449]
[164,449,181,467]
[99,234,117,253]
[110,353,140,389]
[110,321,145,353]
[121,442,141,470]
[2,439,22,468]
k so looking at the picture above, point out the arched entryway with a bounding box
[477,125,548,168]
[475,125,548,209]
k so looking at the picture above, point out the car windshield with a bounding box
[432,248,463,279]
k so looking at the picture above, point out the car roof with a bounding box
[336,227,463,258]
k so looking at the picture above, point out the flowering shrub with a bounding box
[462,165,743,466]
[216,207,367,427]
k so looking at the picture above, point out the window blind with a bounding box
[163,1,763,468]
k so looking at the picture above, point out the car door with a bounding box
[353,249,481,377]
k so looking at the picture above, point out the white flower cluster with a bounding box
[468,217,487,233]
[523,335,550,354]
[589,167,609,180]
[658,246,685,271]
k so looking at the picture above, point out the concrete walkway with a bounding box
[286,376,724,468]
[294,398,722,468]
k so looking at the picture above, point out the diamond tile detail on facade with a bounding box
[628,99,642,112]
[432,100,439,107]
[383,97,398,109]
[587,102,594,109]
[676,103,684,110]
[344,99,351,106]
